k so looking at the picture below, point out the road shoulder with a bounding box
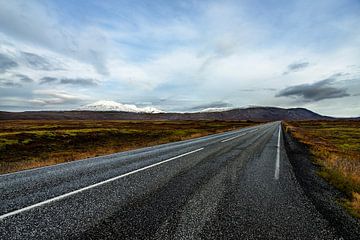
[282,126,360,239]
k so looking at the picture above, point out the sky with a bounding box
[0,0,359,116]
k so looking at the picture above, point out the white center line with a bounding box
[221,133,247,143]
[0,147,204,220]
[274,125,281,180]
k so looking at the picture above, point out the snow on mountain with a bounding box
[198,105,268,112]
[79,100,164,113]
[199,107,235,112]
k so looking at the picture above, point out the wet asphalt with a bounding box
[0,122,342,239]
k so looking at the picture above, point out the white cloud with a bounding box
[0,0,359,116]
[0,40,102,83]
[0,0,112,75]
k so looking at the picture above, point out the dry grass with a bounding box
[284,120,360,218]
[0,120,261,174]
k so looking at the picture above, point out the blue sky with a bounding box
[0,0,359,116]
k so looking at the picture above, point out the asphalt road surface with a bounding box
[0,122,342,239]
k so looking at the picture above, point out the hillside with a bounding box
[0,107,330,121]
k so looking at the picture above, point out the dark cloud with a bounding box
[0,79,22,87]
[327,72,350,79]
[21,52,54,70]
[283,61,309,75]
[0,73,34,88]
[276,77,350,102]
[0,53,18,72]
[39,77,98,86]
[30,90,85,106]
[0,1,108,75]
[15,74,33,83]
[239,88,276,92]
[39,76,58,84]
[190,101,232,110]
[60,78,98,86]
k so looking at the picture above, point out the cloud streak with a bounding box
[190,101,233,111]
[39,77,58,84]
[283,61,310,75]
[276,77,350,102]
[15,74,33,83]
[0,79,22,87]
[60,78,98,86]
[0,53,18,72]
[0,0,110,75]
[20,52,55,71]
[0,0,359,116]
[39,77,98,86]
[30,90,87,105]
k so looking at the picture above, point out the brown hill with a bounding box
[0,107,330,121]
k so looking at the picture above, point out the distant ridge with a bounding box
[0,107,331,121]
[78,100,164,113]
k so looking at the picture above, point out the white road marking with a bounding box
[0,125,260,178]
[0,147,204,220]
[274,125,281,180]
[221,133,247,143]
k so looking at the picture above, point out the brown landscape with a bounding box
[284,120,360,218]
[0,107,328,121]
[1,117,359,220]
[0,119,260,174]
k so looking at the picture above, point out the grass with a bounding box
[0,120,261,174]
[283,120,360,218]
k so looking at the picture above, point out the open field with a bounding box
[0,120,260,174]
[284,120,360,218]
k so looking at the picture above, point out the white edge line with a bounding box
[0,147,204,220]
[274,125,281,180]
[221,133,247,142]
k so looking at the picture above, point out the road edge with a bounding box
[281,123,360,239]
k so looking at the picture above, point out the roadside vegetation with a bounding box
[284,120,360,218]
[0,120,260,174]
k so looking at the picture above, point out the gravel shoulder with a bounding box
[282,126,360,239]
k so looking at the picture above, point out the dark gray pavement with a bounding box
[0,122,341,239]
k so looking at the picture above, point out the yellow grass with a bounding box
[284,120,360,218]
[0,119,261,174]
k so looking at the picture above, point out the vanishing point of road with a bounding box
[0,122,341,239]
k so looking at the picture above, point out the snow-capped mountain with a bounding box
[199,107,235,112]
[79,100,164,113]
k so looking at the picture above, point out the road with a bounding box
[0,121,340,239]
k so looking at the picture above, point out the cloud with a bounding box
[15,74,33,83]
[39,76,98,86]
[0,79,22,87]
[30,90,86,105]
[0,53,18,72]
[39,76,58,84]
[20,52,54,70]
[0,73,35,88]
[0,89,88,110]
[276,76,350,102]
[0,1,109,75]
[0,1,359,116]
[60,78,98,86]
[238,88,276,92]
[283,61,310,75]
[190,101,233,111]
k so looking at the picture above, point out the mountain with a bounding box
[79,100,164,113]
[161,107,328,121]
[0,107,331,121]
[199,107,235,112]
